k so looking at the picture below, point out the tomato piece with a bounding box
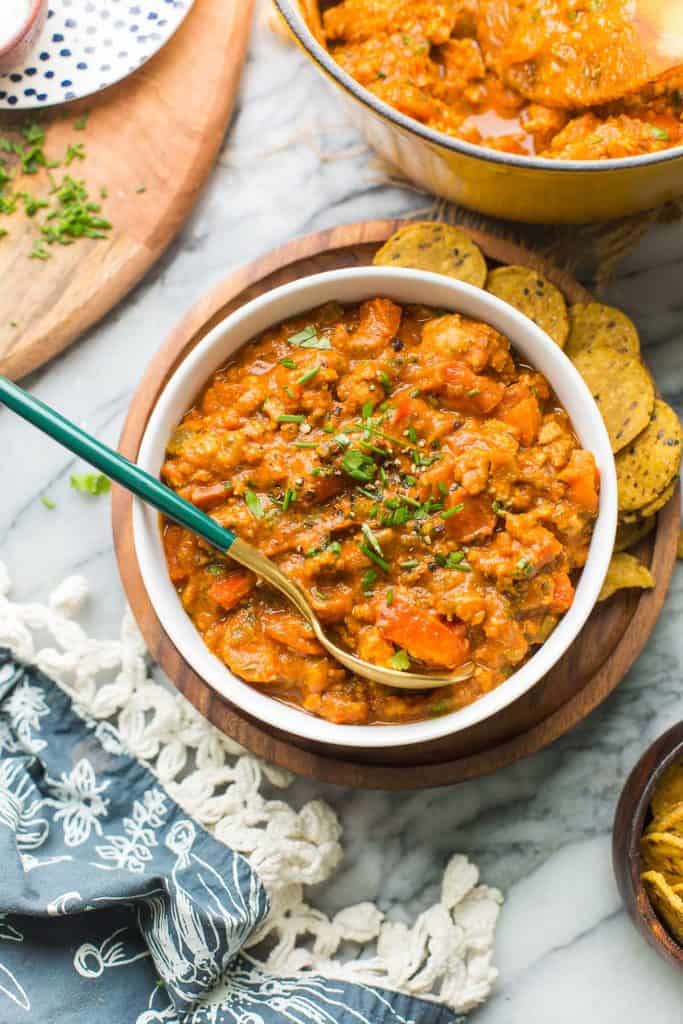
[559,450,599,513]
[263,613,322,656]
[443,362,505,414]
[445,492,497,543]
[208,571,254,611]
[378,599,470,668]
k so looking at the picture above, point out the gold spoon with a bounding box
[0,374,473,692]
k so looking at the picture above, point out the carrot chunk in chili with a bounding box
[161,298,599,725]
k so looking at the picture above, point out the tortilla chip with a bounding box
[486,265,569,348]
[621,480,678,523]
[652,762,683,818]
[647,801,683,838]
[598,552,654,602]
[614,516,655,552]
[616,401,683,512]
[572,347,654,453]
[641,871,683,945]
[565,303,640,359]
[373,222,487,287]
[641,831,683,882]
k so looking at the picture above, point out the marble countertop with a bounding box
[2,4,683,1019]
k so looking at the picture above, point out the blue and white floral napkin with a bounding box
[0,649,458,1023]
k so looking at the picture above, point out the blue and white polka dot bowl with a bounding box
[0,0,195,110]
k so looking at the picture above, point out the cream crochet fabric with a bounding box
[0,561,502,1014]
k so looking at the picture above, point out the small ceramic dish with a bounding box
[0,0,47,73]
[613,722,683,969]
[133,266,617,751]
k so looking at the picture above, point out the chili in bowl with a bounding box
[133,268,617,750]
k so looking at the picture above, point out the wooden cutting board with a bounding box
[112,219,680,790]
[0,0,254,381]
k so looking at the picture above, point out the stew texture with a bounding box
[161,298,599,725]
[319,0,683,159]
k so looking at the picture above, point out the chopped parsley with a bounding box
[70,472,111,496]
[388,649,411,671]
[361,569,378,593]
[361,523,383,556]
[244,489,264,518]
[359,543,390,572]
[297,366,320,385]
[288,325,332,350]
[341,447,377,483]
[277,413,305,424]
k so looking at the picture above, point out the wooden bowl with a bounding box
[613,722,683,969]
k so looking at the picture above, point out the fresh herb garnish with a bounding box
[516,558,533,575]
[288,325,332,350]
[341,447,377,483]
[379,370,391,392]
[434,551,467,570]
[280,357,297,369]
[244,489,264,518]
[277,413,306,424]
[386,587,394,606]
[70,472,111,495]
[361,569,378,593]
[360,543,390,572]
[400,559,419,569]
[388,649,410,671]
[40,496,56,509]
[297,366,320,385]
[361,523,383,556]
[281,487,297,512]
[361,400,374,420]
[442,503,465,519]
[207,563,226,576]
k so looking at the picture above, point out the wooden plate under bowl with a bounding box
[112,219,680,789]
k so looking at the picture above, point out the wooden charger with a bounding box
[112,219,679,789]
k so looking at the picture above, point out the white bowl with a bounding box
[134,267,617,751]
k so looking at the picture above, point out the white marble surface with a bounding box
[3,4,683,1018]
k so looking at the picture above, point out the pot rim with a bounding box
[273,0,683,175]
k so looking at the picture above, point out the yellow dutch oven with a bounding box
[273,0,683,225]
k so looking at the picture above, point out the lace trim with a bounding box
[0,562,502,1013]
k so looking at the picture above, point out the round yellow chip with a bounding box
[572,347,654,453]
[598,552,654,602]
[614,516,655,552]
[486,265,569,348]
[373,222,487,287]
[620,480,678,523]
[565,303,640,359]
[616,400,683,512]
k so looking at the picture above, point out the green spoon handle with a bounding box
[0,375,237,553]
